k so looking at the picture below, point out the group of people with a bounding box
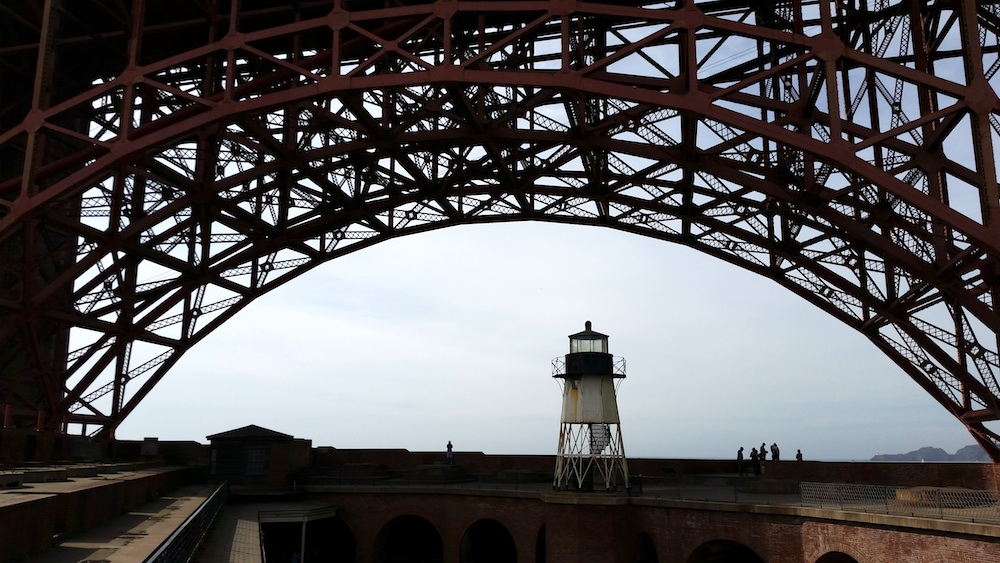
[736,443,803,476]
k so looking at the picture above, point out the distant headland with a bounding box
[870,445,989,462]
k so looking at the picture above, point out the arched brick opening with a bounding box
[634,531,658,563]
[260,515,355,562]
[816,552,860,563]
[687,539,765,563]
[535,524,546,563]
[459,518,517,563]
[373,514,443,563]
[322,516,357,563]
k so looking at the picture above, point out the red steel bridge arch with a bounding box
[1,0,999,459]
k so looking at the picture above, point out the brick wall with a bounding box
[800,520,1000,563]
[308,490,1000,563]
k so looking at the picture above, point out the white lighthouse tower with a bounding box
[552,321,629,491]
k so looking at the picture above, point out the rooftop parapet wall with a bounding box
[765,460,1000,490]
[51,438,997,491]
[309,449,999,489]
[114,439,210,465]
[311,447,557,475]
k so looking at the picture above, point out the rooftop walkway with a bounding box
[23,483,214,563]
[190,502,264,563]
[10,469,323,563]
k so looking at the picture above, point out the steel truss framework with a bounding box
[554,422,630,491]
[1,0,1000,457]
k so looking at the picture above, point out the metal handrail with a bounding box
[800,482,1000,524]
[550,355,627,377]
[143,481,230,563]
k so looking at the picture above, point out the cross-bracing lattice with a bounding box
[554,422,630,491]
[0,1,998,458]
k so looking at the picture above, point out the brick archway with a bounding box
[635,531,659,563]
[374,514,444,563]
[687,539,765,563]
[816,552,860,563]
[460,518,518,563]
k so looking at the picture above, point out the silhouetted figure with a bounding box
[759,442,767,461]
[737,447,745,476]
[750,448,761,476]
[446,440,454,464]
[771,443,780,461]
[796,449,803,461]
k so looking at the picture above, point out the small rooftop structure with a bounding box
[207,424,294,441]
[207,424,311,491]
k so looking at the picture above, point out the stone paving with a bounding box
[192,503,264,563]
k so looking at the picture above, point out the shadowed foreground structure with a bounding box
[2,438,1000,563]
[1,0,999,459]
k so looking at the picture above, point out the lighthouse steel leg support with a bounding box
[554,423,630,491]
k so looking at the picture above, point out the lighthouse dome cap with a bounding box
[568,320,609,340]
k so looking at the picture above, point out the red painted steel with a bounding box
[0,0,998,459]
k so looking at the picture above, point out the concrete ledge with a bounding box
[63,464,102,478]
[303,483,541,500]
[0,466,189,562]
[0,471,23,488]
[21,468,68,483]
[13,462,152,483]
[541,492,634,505]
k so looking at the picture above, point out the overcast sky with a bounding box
[116,221,977,461]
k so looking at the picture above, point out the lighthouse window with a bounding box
[571,338,607,353]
